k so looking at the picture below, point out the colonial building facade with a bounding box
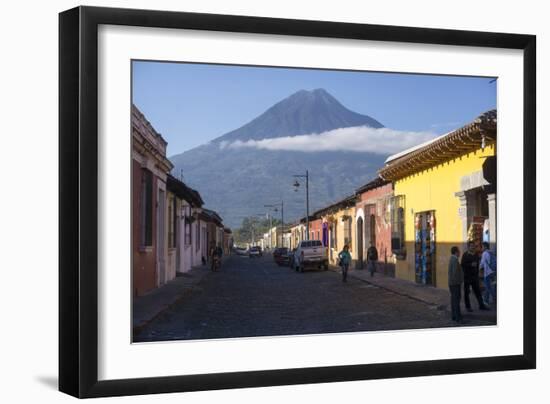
[132,105,229,297]
[132,105,173,296]
[379,110,497,289]
[354,177,394,274]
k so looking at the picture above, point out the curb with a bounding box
[329,265,447,310]
[132,287,195,336]
[132,266,212,336]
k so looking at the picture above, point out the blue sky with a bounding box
[132,60,496,157]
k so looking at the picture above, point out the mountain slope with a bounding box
[170,89,387,229]
[213,88,383,143]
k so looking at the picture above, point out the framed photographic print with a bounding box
[59,6,536,398]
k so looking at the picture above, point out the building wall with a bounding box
[325,206,356,265]
[290,224,305,250]
[309,218,323,242]
[132,159,157,297]
[356,183,394,274]
[393,144,495,289]
[132,106,173,296]
[191,219,208,267]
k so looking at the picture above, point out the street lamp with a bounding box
[293,170,310,240]
[264,202,284,247]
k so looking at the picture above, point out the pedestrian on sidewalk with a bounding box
[480,242,497,306]
[366,242,378,277]
[338,244,352,283]
[461,241,489,312]
[448,246,464,323]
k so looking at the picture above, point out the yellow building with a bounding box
[379,110,497,289]
[314,196,357,266]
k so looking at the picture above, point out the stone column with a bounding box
[455,191,469,251]
[487,193,497,252]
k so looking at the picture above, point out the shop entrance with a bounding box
[465,187,489,252]
[415,211,436,286]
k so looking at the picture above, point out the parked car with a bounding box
[248,246,262,258]
[273,247,290,265]
[293,240,328,272]
[235,247,248,256]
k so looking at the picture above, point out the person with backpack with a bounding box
[480,242,497,306]
[338,244,352,283]
[366,241,378,277]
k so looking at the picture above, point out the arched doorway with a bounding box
[357,217,364,268]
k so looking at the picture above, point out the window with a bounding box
[343,216,352,249]
[195,222,200,251]
[330,222,337,249]
[390,195,406,259]
[369,214,376,246]
[168,195,177,248]
[140,169,153,247]
[184,214,192,246]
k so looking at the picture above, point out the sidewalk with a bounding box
[133,264,212,335]
[331,266,497,322]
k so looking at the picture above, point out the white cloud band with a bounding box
[220,126,437,154]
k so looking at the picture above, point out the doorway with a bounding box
[357,216,364,268]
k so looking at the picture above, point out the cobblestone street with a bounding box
[134,254,496,342]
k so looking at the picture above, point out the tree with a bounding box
[233,215,281,244]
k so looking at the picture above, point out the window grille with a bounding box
[390,195,406,259]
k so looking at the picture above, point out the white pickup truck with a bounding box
[293,240,328,272]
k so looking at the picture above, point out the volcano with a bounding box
[169,89,387,228]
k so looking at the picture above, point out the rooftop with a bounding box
[379,110,496,181]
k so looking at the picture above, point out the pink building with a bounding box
[131,105,173,297]
[355,177,395,274]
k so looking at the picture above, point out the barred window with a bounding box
[343,216,352,249]
[168,195,177,248]
[140,169,153,247]
[390,195,406,259]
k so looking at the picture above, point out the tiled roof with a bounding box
[355,176,391,194]
[379,110,496,181]
[313,194,357,217]
[166,174,204,207]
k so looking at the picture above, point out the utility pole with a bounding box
[293,170,310,240]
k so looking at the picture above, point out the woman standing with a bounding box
[338,244,352,283]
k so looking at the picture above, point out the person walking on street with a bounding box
[210,243,223,271]
[366,242,378,277]
[461,241,489,312]
[338,244,352,283]
[448,246,464,323]
[480,242,497,306]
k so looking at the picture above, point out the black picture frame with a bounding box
[59,6,536,398]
